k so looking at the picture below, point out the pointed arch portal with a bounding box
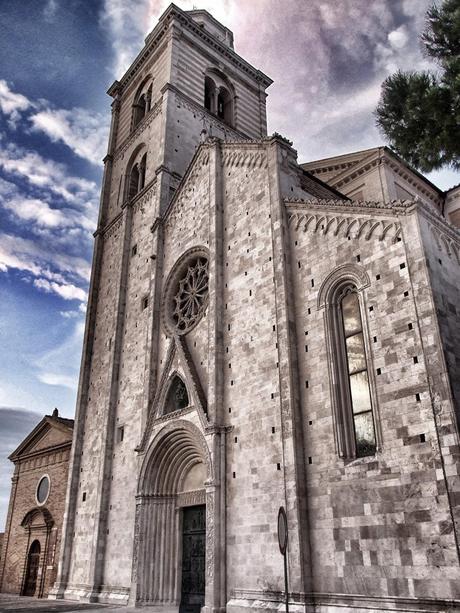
[132,420,225,613]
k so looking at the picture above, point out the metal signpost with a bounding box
[277,506,289,613]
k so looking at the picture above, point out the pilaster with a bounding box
[266,137,312,596]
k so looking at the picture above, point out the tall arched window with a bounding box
[164,376,189,415]
[319,266,379,460]
[339,287,376,457]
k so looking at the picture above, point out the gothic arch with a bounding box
[317,263,370,309]
[138,419,212,495]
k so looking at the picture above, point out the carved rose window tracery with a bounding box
[172,257,209,333]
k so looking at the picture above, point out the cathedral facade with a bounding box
[51,5,460,612]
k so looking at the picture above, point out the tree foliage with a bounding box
[375,0,460,172]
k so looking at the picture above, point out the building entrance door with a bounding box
[180,505,206,613]
[23,540,41,596]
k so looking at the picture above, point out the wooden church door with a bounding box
[23,539,41,596]
[180,505,206,613]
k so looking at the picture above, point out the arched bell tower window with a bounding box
[131,79,153,131]
[319,266,380,460]
[126,150,147,201]
[204,76,215,113]
[164,376,189,415]
[203,69,234,127]
[217,87,232,123]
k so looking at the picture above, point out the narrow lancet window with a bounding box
[340,289,376,457]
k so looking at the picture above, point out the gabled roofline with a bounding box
[9,412,74,462]
[107,3,272,97]
[301,146,445,197]
[299,166,350,201]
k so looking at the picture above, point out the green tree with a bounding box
[375,0,460,172]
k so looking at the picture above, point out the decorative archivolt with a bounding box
[138,419,212,496]
[317,263,370,309]
[288,212,402,242]
[221,149,267,169]
[429,224,460,263]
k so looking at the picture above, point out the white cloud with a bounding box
[388,25,409,50]
[30,107,109,165]
[0,233,91,283]
[35,321,85,391]
[37,372,78,389]
[33,278,88,302]
[0,80,32,127]
[0,140,98,205]
[0,177,96,232]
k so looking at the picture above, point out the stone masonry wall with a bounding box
[288,200,460,606]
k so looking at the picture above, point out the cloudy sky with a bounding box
[0,0,459,528]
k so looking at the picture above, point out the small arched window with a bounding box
[164,376,189,415]
[131,79,153,132]
[127,151,147,201]
[319,268,379,460]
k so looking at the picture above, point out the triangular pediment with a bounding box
[9,414,74,461]
[137,336,209,452]
[301,148,379,183]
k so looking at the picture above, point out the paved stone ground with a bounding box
[0,594,136,612]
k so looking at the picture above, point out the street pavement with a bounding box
[0,594,140,612]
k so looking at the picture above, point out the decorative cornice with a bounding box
[288,210,402,243]
[285,197,414,213]
[221,148,267,169]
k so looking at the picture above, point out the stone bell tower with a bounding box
[50,4,273,607]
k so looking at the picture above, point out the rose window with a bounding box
[172,257,209,332]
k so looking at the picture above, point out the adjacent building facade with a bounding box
[0,409,73,598]
[51,5,460,612]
